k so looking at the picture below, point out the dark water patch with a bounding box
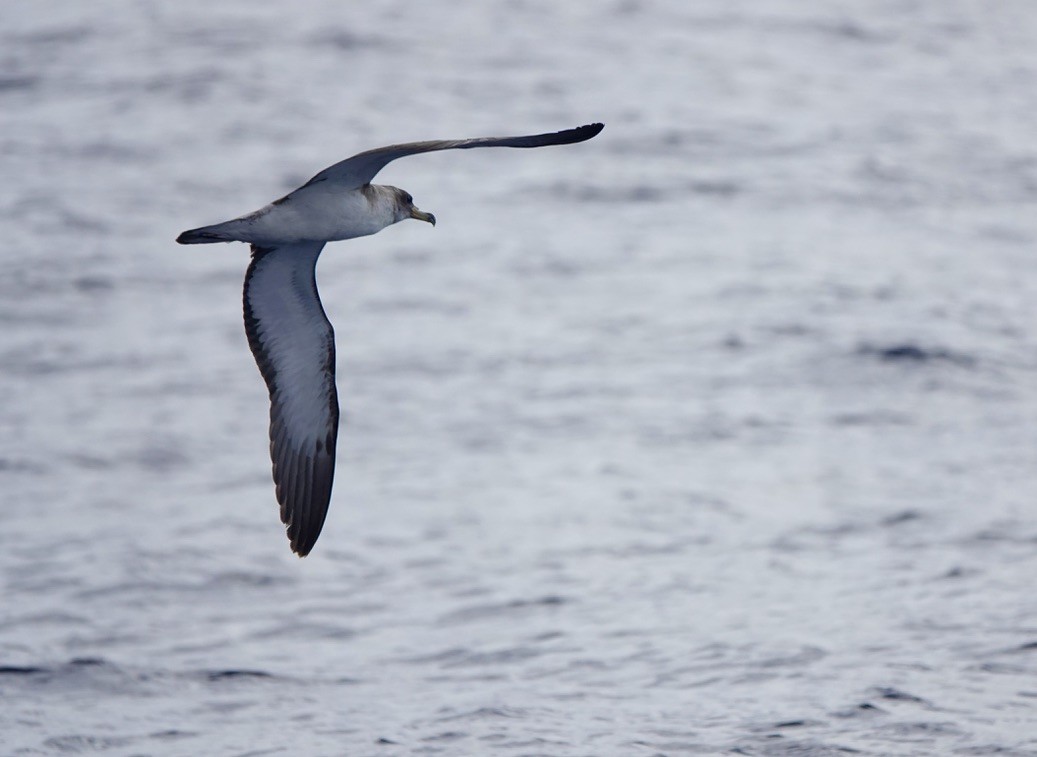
[69,656,105,667]
[976,223,1032,246]
[0,262,111,302]
[403,646,545,669]
[0,611,87,633]
[601,122,821,161]
[149,729,198,741]
[205,570,290,589]
[76,570,290,602]
[887,720,963,737]
[133,443,191,473]
[814,19,893,44]
[247,621,358,642]
[722,333,746,350]
[0,456,47,474]
[447,646,544,668]
[762,321,818,338]
[771,521,865,551]
[400,647,469,665]
[829,411,911,427]
[0,664,47,675]
[64,452,116,472]
[689,179,743,196]
[549,182,666,203]
[4,351,147,378]
[881,509,923,527]
[970,661,1031,676]
[963,525,1037,547]
[204,669,274,682]
[546,537,708,563]
[0,74,39,92]
[308,29,392,51]
[2,196,111,235]
[495,735,572,750]
[741,14,895,45]
[509,255,587,278]
[939,565,978,579]
[730,735,864,755]
[59,140,153,163]
[11,25,92,46]
[758,645,827,668]
[387,247,435,267]
[362,296,469,316]
[872,686,932,706]
[831,702,886,718]
[438,706,527,722]
[138,70,227,103]
[626,737,705,754]
[73,274,113,293]
[43,734,135,753]
[528,630,565,646]
[438,595,568,624]
[355,352,470,379]
[0,657,153,695]
[857,342,977,368]
[533,178,743,204]
[170,25,268,53]
[193,667,359,687]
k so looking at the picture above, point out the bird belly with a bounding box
[243,189,389,244]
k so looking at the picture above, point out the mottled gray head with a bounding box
[390,187,436,226]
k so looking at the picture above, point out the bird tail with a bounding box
[176,222,239,244]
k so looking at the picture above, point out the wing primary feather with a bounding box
[243,242,338,556]
[299,122,604,190]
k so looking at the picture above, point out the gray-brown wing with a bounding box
[243,241,338,556]
[299,122,604,190]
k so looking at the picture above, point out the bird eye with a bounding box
[402,192,413,204]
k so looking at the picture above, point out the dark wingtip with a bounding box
[287,517,325,558]
[575,122,605,141]
[289,528,322,557]
[285,510,320,558]
[555,122,605,144]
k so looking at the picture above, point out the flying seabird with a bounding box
[177,122,604,556]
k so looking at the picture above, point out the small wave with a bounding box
[534,179,743,204]
[871,686,932,706]
[0,75,39,92]
[44,734,133,752]
[437,595,568,624]
[307,30,392,51]
[857,342,977,367]
[0,664,46,675]
[203,669,274,682]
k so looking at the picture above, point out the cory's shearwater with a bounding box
[177,122,604,555]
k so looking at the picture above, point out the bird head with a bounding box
[391,187,436,227]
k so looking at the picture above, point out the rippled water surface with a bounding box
[3,1,1037,754]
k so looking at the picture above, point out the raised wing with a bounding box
[300,122,604,190]
[243,241,338,556]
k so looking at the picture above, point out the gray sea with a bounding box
[2,1,1037,754]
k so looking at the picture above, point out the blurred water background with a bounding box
[2,1,1037,754]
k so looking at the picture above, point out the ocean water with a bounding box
[2,1,1037,754]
